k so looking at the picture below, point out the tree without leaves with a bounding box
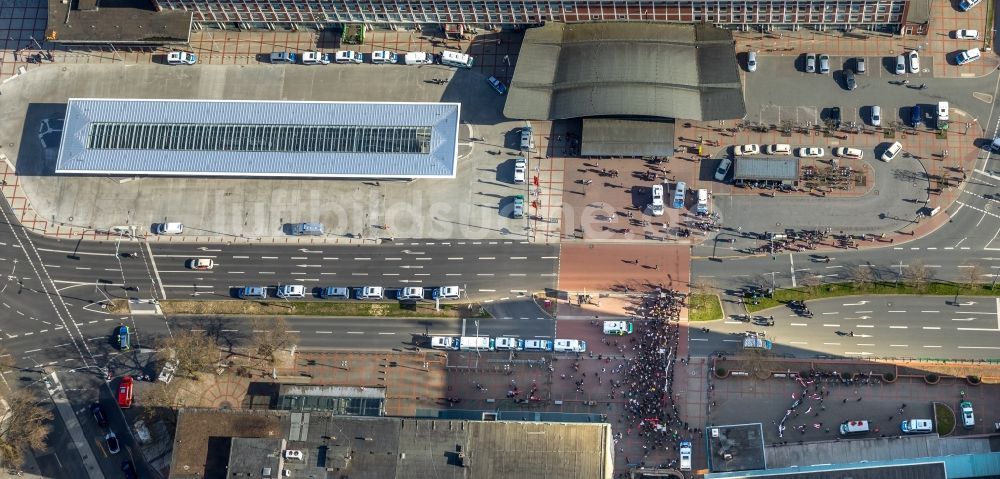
[0,390,53,467]
[159,330,220,379]
[799,275,821,295]
[0,349,15,377]
[903,262,931,292]
[139,381,180,428]
[962,263,983,291]
[248,317,298,370]
[848,265,875,291]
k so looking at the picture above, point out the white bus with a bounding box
[440,51,474,68]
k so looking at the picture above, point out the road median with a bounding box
[745,281,1000,313]
[110,299,490,318]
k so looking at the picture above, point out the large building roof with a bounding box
[503,23,746,122]
[169,409,614,479]
[56,99,461,178]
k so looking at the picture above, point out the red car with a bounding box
[117,376,133,408]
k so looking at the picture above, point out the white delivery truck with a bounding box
[440,50,474,68]
[404,52,435,65]
[429,336,460,350]
[459,336,493,351]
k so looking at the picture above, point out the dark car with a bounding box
[90,403,108,428]
[910,105,922,127]
[844,70,857,90]
[828,107,842,128]
[121,460,138,479]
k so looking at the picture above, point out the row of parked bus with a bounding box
[429,336,587,352]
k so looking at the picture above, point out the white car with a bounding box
[166,51,197,65]
[733,144,760,156]
[907,51,919,73]
[276,284,306,299]
[359,286,384,300]
[797,147,825,158]
[371,50,397,64]
[895,55,906,75]
[398,286,424,300]
[105,432,121,454]
[494,337,520,351]
[764,144,791,155]
[714,158,732,181]
[187,258,214,270]
[953,29,979,39]
[301,51,330,65]
[956,48,982,65]
[513,158,526,183]
[156,222,184,234]
[746,51,757,72]
[433,286,461,300]
[334,50,363,64]
[833,147,864,160]
[881,141,903,162]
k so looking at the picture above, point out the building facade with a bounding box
[154,0,908,31]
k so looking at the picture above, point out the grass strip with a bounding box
[745,282,1000,313]
[688,294,724,322]
[110,299,489,318]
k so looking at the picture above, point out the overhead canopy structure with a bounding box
[733,158,800,183]
[504,22,746,122]
[56,99,461,178]
[46,0,192,44]
[581,119,675,157]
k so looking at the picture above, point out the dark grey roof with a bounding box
[170,409,613,479]
[46,0,192,44]
[504,23,746,122]
[227,438,285,478]
[904,0,932,24]
[733,158,800,181]
[581,119,675,157]
[706,423,766,473]
[56,99,460,178]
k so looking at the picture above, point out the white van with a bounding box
[403,52,434,65]
[839,420,870,436]
[881,141,903,162]
[650,184,665,216]
[371,50,397,64]
[553,339,586,352]
[672,182,687,209]
[276,284,306,299]
[679,441,692,471]
[696,189,709,215]
[358,286,385,300]
[440,50,473,68]
[603,321,633,335]
[399,287,424,300]
[901,419,933,434]
[937,102,949,122]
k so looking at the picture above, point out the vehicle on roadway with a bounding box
[554,339,586,352]
[733,144,760,156]
[166,51,197,65]
[833,147,864,160]
[960,401,975,428]
[512,195,524,218]
[523,339,554,352]
[494,337,521,351]
[105,432,120,454]
[91,403,108,428]
[487,76,507,95]
[714,158,732,181]
[805,53,816,73]
[403,51,434,65]
[513,158,526,183]
[358,286,385,300]
[603,321,633,335]
[290,222,324,236]
[907,50,919,73]
[958,0,981,11]
[797,147,825,158]
[118,376,134,408]
[276,284,306,299]
[955,48,981,65]
[187,258,214,270]
[399,287,425,300]
[432,286,461,300]
[990,137,1000,153]
[371,50,397,64]
[121,460,138,479]
[238,286,268,299]
[334,50,364,64]
[116,325,130,351]
[679,441,692,471]
[156,222,184,234]
[881,141,903,162]
[952,29,979,39]
[301,51,331,65]
[320,287,351,299]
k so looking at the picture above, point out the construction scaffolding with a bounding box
[155,0,908,29]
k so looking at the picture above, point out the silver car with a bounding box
[805,53,816,73]
[895,55,906,75]
[818,54,830,74]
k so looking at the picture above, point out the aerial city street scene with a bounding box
[0,0,998,477]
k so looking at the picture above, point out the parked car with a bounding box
[91,403,109,428]
[959,0,982,11]
[805,53,816,73]
[513,158,526,183]
[334,50,364,64]
[238,286,267,299]
[714,158,733,181]
[371,50,398,64]
[797,147,825,158]
[116,325,130,351]
[117,376,133,408]
[833,147,864,160]
[910,105,923,127]
[679,441,692,471]
[156,222,184,234]
[844,70,857,90]
[953,29,979,39]
[991,137,1000,152]
[399,287,424,300]
[187,258,214,270]
[829,107,842,127]
[105,432,120,454]
[854,57,866,74]
[121,460,138,479]
[818,54,830,74]
[900,419,933,434]
[301,51,331,65]
[907,50,919,73]
[956,48,982,65]
[432,286,461,300]
[512,195,524,218]
[358,286,384,300]
[871,105,882,127]
[881,141,903,162]
[268,51,296,64]
[275,284,306,299]
[764,144,791,155]
[166,51,197,65]
[487,76,507,95]
[895,55,906,75]
[960,401,975,429]
[746,51,757,72]
[733,144,760,156]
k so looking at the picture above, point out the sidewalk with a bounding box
[44,372,105,479]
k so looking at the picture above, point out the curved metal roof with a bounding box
[504,23,746,122]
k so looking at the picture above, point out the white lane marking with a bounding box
[856,325,874,328]
[479,289,497,292]
[888,326,908,329]
[822,324,840,327]
[510,256,527,260]
[951,318,976,321]
[479,257,496,260]
[957,346,1000,349]
[922,326,941,330]
[290,257,307,260]
[541,256,558,259]
[261,256,278,259]
[233,255,249,259]
[789,341,808,345]
[889,344,908,347]
[856,343,875,346]
[448,257,464,260]
[346,331,364,334]
[789,323,808,326]
[352,273,369,276]
[385,258,402,261]
[354,257,371,261]
[887,310,907,313]
[822,342,841,346]
[378,332,395,335]
[789,253,797,287]
[477,273,495,276]
[323,257,339,260]
[922,345,942,348]
[920,310,940,313]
